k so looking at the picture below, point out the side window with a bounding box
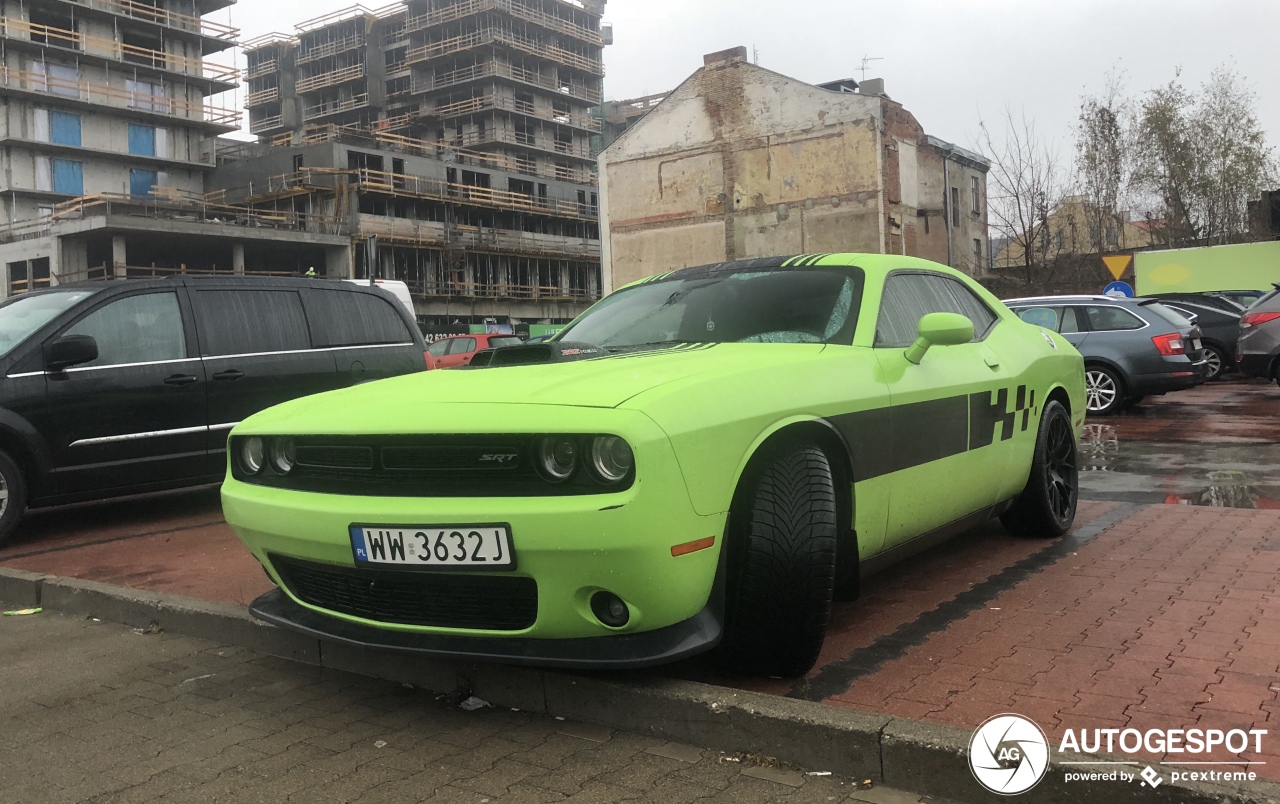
[1016,307,1059,330]
[192,290,311,356]
[449,338,477,355]
[427,339,452,358]
[65,292,186,368]
[1059,307,1082,334]
[875,273,998,347]
[306,290,414,347]
[1084,305,1144,332]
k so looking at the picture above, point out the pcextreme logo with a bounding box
[968,714,1051,795]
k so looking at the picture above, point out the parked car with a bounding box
[1006,295,1208,415]
[343,278,417,320]
[223,254,1085,678]
[1150,291,1247,314]
[1237,284,1280,384]
[1150,296,1243,380]
[0,276,427,545]
[1212,289,1270,309]
[425,333,523,369]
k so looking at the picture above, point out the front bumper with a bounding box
[223,412,729,660]
[250,584,722,669]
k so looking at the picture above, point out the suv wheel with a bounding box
[0,449,28,547]
[1202,344,1227,381]
[720,442,836,677]
[1085,365,1125,416]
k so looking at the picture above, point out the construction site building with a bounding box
[0,0,242,292]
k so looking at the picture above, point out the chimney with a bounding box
[704,46,749,67]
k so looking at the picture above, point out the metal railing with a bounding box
[303,93,371,120]
[246,86,280,107]
[407,28,603,75]
[295,62,366,93]
[432,92,601,132]
[297,32,367,64]
[430,60,600,103]
[73,0,240,43]
[245,57,281,79]
[0,17,239,81]
[355,168,598,218]
[249,113,285,133]
[1,65,241,126]
[405,0,602,46]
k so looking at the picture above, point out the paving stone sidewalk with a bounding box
[0,610,954,804]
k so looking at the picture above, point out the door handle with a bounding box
[212,370,245,382]
[164,374,199,387]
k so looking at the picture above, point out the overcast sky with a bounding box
[218,0,1280,163]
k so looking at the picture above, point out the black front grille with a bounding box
[270,555,538,631]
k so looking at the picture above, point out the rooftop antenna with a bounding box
[859,55,883,81]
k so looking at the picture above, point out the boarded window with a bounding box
[51,159,83,195]
[128,123,156,156]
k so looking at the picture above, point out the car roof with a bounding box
[1004,295,1143,304]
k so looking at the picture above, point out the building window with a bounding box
[48,111,82,146]
[970,175,981,214]
[51,158,83,195]
[973,238,983,269]
[126,79,167,112]
[128,123,156,156]
[951,187,960,227]
[33,61,81,98]
[130,168,158,197]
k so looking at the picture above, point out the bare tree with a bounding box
[977,107,1066,284]
[1133,65,1275,246]
[1074,67,1135,252]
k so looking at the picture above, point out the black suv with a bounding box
[0,276,427,544]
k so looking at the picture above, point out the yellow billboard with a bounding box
[1135,241,1280,294]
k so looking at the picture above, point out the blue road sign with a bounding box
[1104,281,1135,298]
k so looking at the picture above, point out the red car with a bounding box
[425,333,523,369]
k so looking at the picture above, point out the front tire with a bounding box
[0,449,28,547]
[1203,344,1228,381]
[1085,365,1124,416]
[720,442,837,677]
[1001,400,1078,538]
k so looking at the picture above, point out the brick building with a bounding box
[598,48,989,292]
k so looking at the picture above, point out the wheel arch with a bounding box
[725,418,857,592]
[0,411,52,502]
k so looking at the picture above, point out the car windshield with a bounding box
[556,268,863,349]
[0,290,95,359]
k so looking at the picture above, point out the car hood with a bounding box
[240,343,830,431]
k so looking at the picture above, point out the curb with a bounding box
[4,568,1276,804]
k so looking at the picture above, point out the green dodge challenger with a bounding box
[223,254,1086,677]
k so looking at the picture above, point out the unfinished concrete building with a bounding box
[598,48,990,293]
[0,0,242,292]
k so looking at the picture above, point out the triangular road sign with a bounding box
[1102,254,1134,281]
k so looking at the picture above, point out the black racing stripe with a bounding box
[834,396,969,482]
[787,503,1144,701]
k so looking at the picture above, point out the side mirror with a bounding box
[46,334,99,372]
[905,313,974,365]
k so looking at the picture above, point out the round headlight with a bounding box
[269,438,296,474]
[538,436,578,482]
[239,437,265,475]
[590,436,634,483]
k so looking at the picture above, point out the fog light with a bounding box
[590,591,630,628]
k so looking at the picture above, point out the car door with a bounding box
[38,288,209,496]
[440,337,477,369]
[873,271,1018,547]
[189,287,337,471]
[1015,305,1088,351]
[303,287,424,385]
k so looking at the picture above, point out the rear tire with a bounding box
[1085,365,1125,416]
[0,449,28,547]
[1001,400,1078,538]
[720,442,837,677]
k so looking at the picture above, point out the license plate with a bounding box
[350,524,514,569]
[1192,338,1203,350]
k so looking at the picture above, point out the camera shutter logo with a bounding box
[969,714,1051,795]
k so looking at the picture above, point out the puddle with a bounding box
[1076,423,1280,509]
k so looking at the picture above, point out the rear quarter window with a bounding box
[488,336,522,348]
[307,290,414,348]
[1084,305,1145,332]
[193,290,311,356]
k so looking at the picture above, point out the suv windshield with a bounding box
[557,268,863,349]
[0,290,95,359]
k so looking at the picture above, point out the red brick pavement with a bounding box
[822,504,1280,778]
